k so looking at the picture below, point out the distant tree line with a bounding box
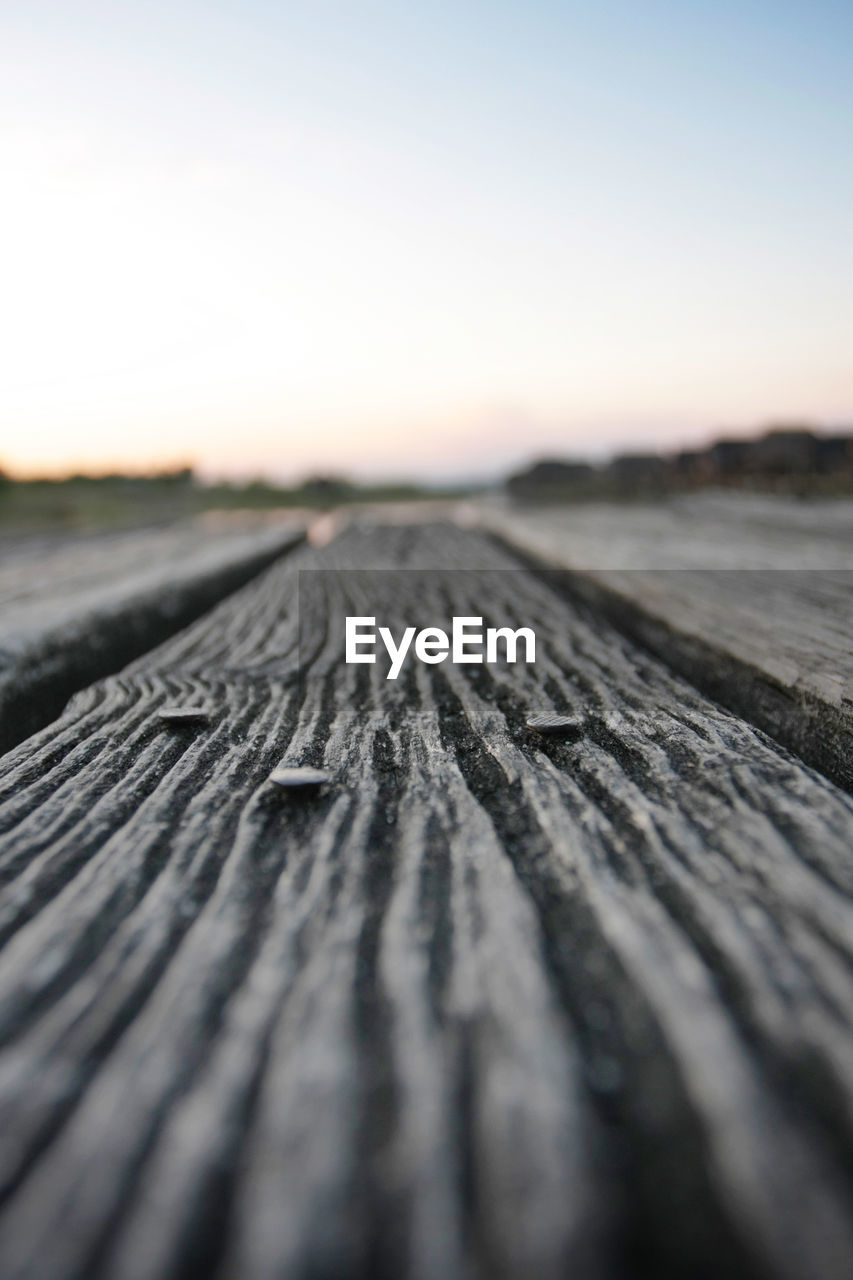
[0,464,469,531]
[506,425,853,502]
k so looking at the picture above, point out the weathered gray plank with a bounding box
[477,502,853,791]
[479,492,853,569]
[0,518,303,754]
[0,522,852,1279]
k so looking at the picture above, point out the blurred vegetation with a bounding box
[0,467,475,533]
[506,426,853,505]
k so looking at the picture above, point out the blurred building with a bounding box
[506,459,595,501]
[506,426,853,502]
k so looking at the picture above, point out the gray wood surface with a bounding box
[0,521,852,1279]
[478,500,853,791]
[0,519,303,754]
[478,492,853,570]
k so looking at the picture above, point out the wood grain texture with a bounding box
[478,502,853,791]
[0,519,303,754]
[0,522,852,1279]
[478,492,853,570]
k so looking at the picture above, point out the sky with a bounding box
[1,0,852,483]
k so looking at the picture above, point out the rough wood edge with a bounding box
[0,529,304,757]
[486,531,853,795]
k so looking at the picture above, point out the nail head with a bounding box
[157,707,212,726]
[526,713,584,735]
[269,766,331,789]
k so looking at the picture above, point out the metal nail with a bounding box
[157,707,212,726]
[269,766,331,789]
[526,713,585,735]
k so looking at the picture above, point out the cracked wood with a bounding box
[0,522,852,1279]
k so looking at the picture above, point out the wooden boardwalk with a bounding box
[477,496,853,788]
[0,521,302,755]
[0,511,851,1279]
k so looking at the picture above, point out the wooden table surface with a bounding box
[0,508,851,1280]
[475,495,853,790]
[0,519,303,755]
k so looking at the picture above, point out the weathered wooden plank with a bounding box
[478,492,853,570]
[0,518,303,754]
[476,501,853,791]
[0,522,852,1279]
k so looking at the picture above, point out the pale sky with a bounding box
[1,1,851,482]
